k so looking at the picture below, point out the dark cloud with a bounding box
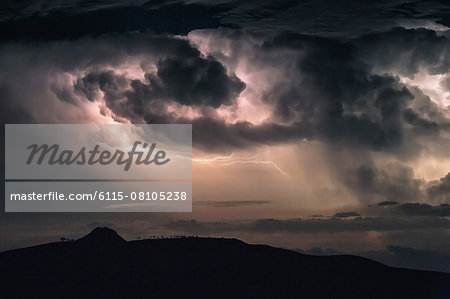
[72,39,245,120]
[0,1,232,41]
[2,27,448,155]
[344,167,450,209]
[190,118,310,151]
[332,212,360,218]
[345,167,450,206]
[141,30,448,153]
[369,201,450,218]
[441,76,450,91]
[0,6,447,148]
[345,163,423,203]
[155,55,245,108]
[377,201,399,206]
[294,247,343,256]
[218,0,450,38]
[165,216,449,234]
[0,84,33,124]
[427,173,450,202]
[3,0,450,42]
[195,200,270,208]
[184,28,449,153]
[259,28,450,154]
[356,27,450,76]
[397,203,450,217]
[165,219,233,234]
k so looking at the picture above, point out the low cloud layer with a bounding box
[165,214,448,235]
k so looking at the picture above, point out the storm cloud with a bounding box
[1,26,449,156]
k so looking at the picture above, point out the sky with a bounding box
[0,0,449,272]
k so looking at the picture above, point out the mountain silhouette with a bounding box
[77,226,126,245]
[0,227,448,298]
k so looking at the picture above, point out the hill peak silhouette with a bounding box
[0,227,448,298]
[76,226,125,244]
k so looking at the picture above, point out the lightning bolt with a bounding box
[154,150,289,177]
[192,152,288,176]
[220,159,288,176]
[192,152,235,163]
